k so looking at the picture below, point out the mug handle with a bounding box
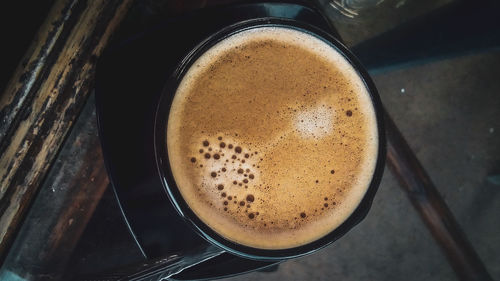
[80,244,224,281]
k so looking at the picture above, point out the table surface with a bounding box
[0,0,499,280]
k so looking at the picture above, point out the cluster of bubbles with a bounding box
[189,133,344,228]
[190,136,262,220]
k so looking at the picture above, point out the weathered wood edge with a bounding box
[0,94,109,280]
[0,0,132,261]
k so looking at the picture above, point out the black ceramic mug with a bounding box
[153,17,386,264]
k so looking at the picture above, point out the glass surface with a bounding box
[318,0,453,46]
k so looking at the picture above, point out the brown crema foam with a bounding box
[167,27,378,249]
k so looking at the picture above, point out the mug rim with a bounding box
[154,17,386,261]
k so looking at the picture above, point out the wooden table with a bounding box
[0,1,495,280]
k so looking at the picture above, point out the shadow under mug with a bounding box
[154,17,386,265]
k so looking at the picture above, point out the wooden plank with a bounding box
[0,0,132,261]
[0,95,109,280]
[385,110,493,281]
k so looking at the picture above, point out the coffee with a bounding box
[167,27,378,249]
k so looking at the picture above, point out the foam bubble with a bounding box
[246,194,254,202]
